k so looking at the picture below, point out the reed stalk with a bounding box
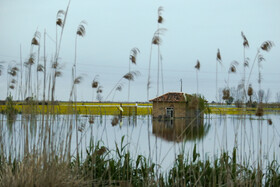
[216,49,222,102]
[128,48,140,102]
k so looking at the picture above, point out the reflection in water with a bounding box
[6,114,16,134]
[152,116,210,142]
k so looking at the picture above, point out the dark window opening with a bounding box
[166,107,174,118]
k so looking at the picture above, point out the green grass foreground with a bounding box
[1,140,280,187]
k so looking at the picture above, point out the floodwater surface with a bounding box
[1,113,280,171]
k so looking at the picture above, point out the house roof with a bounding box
[149,92,190,102]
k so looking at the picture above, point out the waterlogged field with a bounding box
[1,113,280,172]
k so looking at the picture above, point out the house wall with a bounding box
[152,102,187,118]
[152,102,205,119]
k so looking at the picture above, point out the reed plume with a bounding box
[8,66,19,77]
[56,10,65,27]
[216,48,222,102]
[37,64,44,72]
[247,85,253,96]
[74,76,83,84]
[111,116,119,126]
[128,48,140,101]
[76,21,87,37]
[158,6,164,24]
[96,85,103,101]
[31,31,41,99]
[248,84,253,104]
[91,77,99,88]
[70,76,83,100]
[227,61,238,88]
[97,86,103,93]
[116,84,123,91]
[195,60,200,94]
[89,116,94,124]
[31,31,41,46]
[216,49,222,62]
[229,61,238,73]
[261,41,274,51]
[222,88,230,101]
[195,60,200,70]
[91,75,99,101]
[241,31,249,48]
[123,71,140,81]
[7,64,19,96]
[129,47,140,64]
[112,83,123,100]
[106,71,140,101]
[255,105,264,117]
[55,71,62,77]
[246,40,274,90]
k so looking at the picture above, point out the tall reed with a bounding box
[194,60,200,95]
[147,28,166,100]
[72,21,86,102]
[157,6,164,97]
[51,0,71,102]
[241,32,249,102]
[216,49,222,102]
[91,75,99,101]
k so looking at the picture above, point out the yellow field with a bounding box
[1,102,280,115]
[0,102,152,116]
[210,106,280,115]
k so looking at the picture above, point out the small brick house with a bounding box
[149,92,205,119]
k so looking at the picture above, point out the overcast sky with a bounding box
[0,0,280,102]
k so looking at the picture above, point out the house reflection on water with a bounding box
[152,117,210,142]
[150,92,210,142]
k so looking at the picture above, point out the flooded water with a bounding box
[1,113,280,172]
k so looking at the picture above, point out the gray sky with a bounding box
[0,0,280,102]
